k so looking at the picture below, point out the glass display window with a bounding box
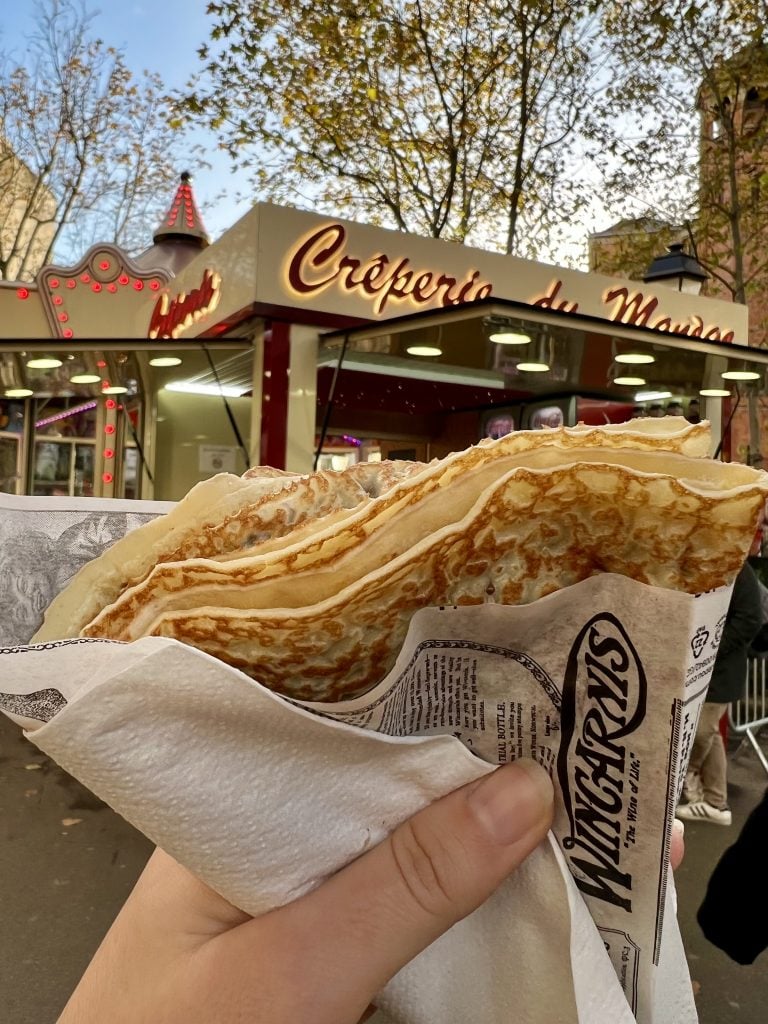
[0,434,21,493]
[32,438,95,496]
[74,443,95,497]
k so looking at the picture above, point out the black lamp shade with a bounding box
[643,243,708,294]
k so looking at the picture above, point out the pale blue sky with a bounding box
[1,0,252,241]
[1,1,612,266]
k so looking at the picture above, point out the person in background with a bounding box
[686,399,701,424]
[665,400,684,417]
[697,784,768,964]
[677,562,763,825]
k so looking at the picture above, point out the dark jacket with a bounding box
[698,785,768,964]
[707,563,763,705]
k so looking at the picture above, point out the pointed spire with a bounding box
[153,171,210,247]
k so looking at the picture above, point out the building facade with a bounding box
[1,176,765,502]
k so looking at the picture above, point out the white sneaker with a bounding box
[675,801,732,826]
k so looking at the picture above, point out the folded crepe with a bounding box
[33,458,424,643]
[33,417,768,702]
[38,421,698,645]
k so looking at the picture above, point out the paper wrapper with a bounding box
[0,494,726,1024]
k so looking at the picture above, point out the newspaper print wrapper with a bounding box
[0,494,726,1024]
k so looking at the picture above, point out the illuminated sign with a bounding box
[285,223,493,316]
[533,279,735,343]
[603,285,735,341]
[148,268,222,339]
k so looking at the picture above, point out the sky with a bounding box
[0,1,624,269]
[1,0,253,242]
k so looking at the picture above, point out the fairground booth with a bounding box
[2,174,767,502]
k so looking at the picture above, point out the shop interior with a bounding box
[0,342,252,499]
[4,298,768,498]
[313,298,768,469]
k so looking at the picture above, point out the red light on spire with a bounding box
[16,287,29,299]
[102,472,114,484]
[105,399,117,410]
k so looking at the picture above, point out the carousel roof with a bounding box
[154,170,209,245]
[134,171,209,275]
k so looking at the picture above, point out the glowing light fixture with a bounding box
[165,380,249,398]
[517,362,549,373]
[722,368,760,381]
[69,373,102,384]
[5,387,33,398]
[406,345,442,357]
[102,385,128,395]
[489,330,531,345]
[635,389,672,402]
[149,356,183,367]
[35,401,98,429]
[615,353,655,365]
[700,388,731,397]
[613,376,646,386]
[26,356,63,369]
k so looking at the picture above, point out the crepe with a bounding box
[114,451,767,700]
[37,417,768,701]
[80,437,754,644]
[36,420,705,644]
[33,459,423,643]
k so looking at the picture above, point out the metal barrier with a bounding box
[729,657,768,775]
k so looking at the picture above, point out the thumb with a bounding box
[261,759,553,1016]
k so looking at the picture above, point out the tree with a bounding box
[599,1,768,337]
[0,0,187,281]
[183,0,611,260]
[597,0,768,467]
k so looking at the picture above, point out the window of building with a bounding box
[743,86,766,132]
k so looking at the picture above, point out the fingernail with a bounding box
[673,819,685,839]
[468,759,554,845]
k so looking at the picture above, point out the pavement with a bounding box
[1,711,767,1023]
[0,715,152,1022]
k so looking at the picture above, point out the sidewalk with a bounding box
[0,714,151,1022]
[1,711,766,1022]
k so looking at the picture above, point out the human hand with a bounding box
[671,818,685,871]
[58,759,554,1024]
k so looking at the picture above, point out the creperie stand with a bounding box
[1,179,767,501]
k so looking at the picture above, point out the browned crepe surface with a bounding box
[44,418,768,701]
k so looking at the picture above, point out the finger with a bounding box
[248,759,553,1017]
[670,819,685,871]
